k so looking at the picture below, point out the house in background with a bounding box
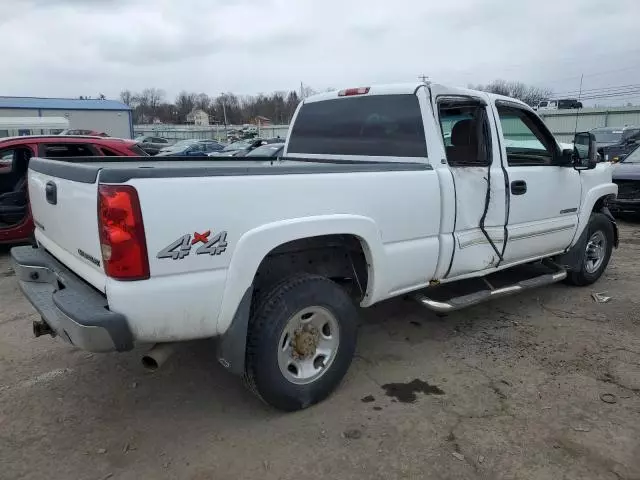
[187,109,209,126]
[252,115,272,126]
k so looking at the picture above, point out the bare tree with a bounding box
[195,93,210,111]
[126,86,305,126]
[175,91,197,122]
[471,80,552,107]
[142,88,165,110]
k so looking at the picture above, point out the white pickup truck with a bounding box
[12,83,618,411]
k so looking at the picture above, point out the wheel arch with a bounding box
[216,215,385,336]
[214,215,384,376]
[572,183,618,247]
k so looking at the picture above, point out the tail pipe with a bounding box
[141,343,177,371]
[33,319,54,338]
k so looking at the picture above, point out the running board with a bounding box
[412,269,567,313]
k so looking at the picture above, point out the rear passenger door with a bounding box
[431,90,507,277]
[493,102,581,263]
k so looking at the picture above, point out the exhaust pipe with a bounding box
[33,319,54,338]
[141,343,177,371]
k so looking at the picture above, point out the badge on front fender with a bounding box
[157,231,228,260]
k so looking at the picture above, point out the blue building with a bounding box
[0,96,133,139]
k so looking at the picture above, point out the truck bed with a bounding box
[29,156,431,184]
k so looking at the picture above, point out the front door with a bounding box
[431,88,507,278]
[493,102,581,263]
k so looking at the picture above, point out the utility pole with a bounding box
[300,81,304,100]
[221,94,228,140]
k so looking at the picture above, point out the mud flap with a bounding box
[216,287,252,376]
[601,206,619,248]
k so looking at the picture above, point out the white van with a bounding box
[0,117,69,138]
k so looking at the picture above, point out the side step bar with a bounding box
[413,269,567,313]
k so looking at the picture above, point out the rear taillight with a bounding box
[338,87,370,96]
[98,185,149,280]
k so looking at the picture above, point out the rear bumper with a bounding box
[10,245,134,352]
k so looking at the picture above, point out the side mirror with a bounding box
[573,132,597,170]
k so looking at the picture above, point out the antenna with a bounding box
[573,73,584,136]
[418,74,429,84]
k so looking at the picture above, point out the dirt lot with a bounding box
[1,223,639,480]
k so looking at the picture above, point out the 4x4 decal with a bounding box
[157,231,228,260]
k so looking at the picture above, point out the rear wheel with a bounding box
[565,213,613,286]
[244,274,358,411]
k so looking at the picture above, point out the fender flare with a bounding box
[214,215,385,375]
[571,183,617,247]
[215,214,385,336]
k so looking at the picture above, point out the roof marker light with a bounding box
[338,87,370,97]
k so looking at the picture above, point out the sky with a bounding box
[1,0,640,106]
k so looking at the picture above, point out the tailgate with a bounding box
[28,159,106,292]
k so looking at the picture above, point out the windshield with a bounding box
[223,140,251,151]
[622,128,640,141]
[623,146,640,163]
[592,130,623,144]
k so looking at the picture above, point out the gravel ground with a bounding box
[1,222,639,480]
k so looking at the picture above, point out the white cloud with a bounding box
[0,0,639,105]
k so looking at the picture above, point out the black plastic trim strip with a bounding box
[29,156,432,184]
[490,105,510,266]
[30,158,102,183]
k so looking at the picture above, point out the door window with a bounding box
[438,100,492,166]
[41,144,98,158]
[100,146,120,156]
[0,147,33,194]
[496,105,558,166]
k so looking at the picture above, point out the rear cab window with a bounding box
[287,94,427,158]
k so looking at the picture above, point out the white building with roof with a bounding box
[0,96,133,138]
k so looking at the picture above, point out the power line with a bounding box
[552,83,640,97]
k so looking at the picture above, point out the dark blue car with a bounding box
[156,139,224,157]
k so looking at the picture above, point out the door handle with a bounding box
[510,180,527,195]
[45,181,57,205]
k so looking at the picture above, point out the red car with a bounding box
[0,135,146,244]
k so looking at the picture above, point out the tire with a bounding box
[565,213,614,286]
[244,273,358,411]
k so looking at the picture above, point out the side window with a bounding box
[41,144,98,158]
[100,147,120,156]
[496,105,557,167]
[438,100,491,166]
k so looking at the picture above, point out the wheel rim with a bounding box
[585,230,607,274]
[277,306,340,385]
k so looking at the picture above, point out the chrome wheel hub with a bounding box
[278,306,340,385]
[585,231,606,274]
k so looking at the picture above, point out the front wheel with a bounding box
[244,274,358,411]
[565,213,614,286]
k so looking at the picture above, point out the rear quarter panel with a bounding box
[111,168,441,341]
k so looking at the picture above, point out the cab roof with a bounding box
[303,82,532,110]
